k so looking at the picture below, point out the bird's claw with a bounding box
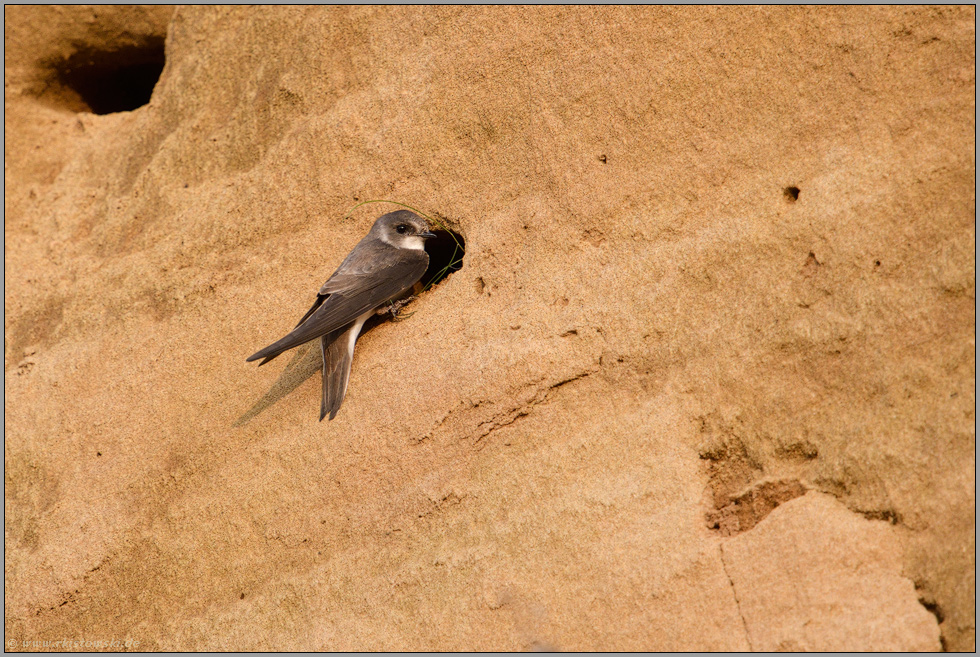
[378,296,417,321]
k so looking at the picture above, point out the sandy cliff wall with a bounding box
[4,6,974,651]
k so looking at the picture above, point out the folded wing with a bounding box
[246,242,427,364]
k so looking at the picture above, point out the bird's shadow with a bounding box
[234,313,399,427]
[234,342,322,427]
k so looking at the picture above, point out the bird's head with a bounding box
[372,210,437,251]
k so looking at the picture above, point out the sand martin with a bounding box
[247,210,436,420]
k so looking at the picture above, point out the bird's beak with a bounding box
[419,231,437,239]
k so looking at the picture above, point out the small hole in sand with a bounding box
[420,229,465,290]
[784,186,801,202]
[54,39,166,114]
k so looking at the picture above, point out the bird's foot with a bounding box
[378,297,416,321]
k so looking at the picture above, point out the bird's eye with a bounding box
[396,224,409,234]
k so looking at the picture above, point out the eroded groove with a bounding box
[474,368,598,443]
[419,367,599,445]
[707,479,808,536]
[916,585,949,651]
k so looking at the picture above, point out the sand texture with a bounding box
[4,6,974,651]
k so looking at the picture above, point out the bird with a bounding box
[247,210,436,421]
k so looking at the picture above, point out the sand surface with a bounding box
[4,6,974,650]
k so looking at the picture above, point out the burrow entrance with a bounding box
[420,228,465,290]
[54,39,166,114]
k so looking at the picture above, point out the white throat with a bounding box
[380,233,426,251]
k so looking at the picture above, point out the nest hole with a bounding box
[421,229,465,289]
[55,39,166,114]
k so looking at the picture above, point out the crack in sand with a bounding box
[419,367,599,445]
[473,368,599,443]
[719,542,752,650]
